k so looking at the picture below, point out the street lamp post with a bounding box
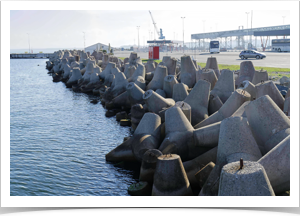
[82,32,86,51]
[181,17,185,53]
[246,12,250,49]
[282,16,286,25]
[27,33,30,53]
[202,20,206,51]
[137,26,140,51]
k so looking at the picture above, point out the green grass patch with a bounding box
[117,57,289,78]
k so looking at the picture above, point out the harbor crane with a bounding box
[149,10,165,40]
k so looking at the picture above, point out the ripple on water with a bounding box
[10,59,133,196]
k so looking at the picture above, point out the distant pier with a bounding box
[10,53,54,59]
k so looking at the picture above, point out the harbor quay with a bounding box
[45,49,290,196]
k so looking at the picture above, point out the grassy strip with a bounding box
[117,57,290,78]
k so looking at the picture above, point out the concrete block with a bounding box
[258,135,290,194]
[180,55,198,88]
[205,57,220,78]
[256,81,285,110]
[126,82,145,106]
[99,62,116,79]
[236,61,255,87]
[139,149,163,183]
[252,69,269,85]
[128,64,145,82]
[239,80,256,100]
[172,83,189,102]
[217,117,262,166]
[193,121,220,148]
[196,68,218,89]
[131,113,161,161]
[218,161,275,196]
[155,89,166,98]
[208,94,223,115]
[163,75,178,98]
[244,95,290,155]
[210,70,235,103]
[152,154,193,196]
[143,90,175,114]
[158,107,194,161]
[195,162,215,189]
[66,67,82,88]
[184,79,210,126]
[194,89,251,129]
[146,65,168,91]
[185,148,217,192]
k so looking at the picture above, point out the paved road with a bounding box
[114,50,290,69]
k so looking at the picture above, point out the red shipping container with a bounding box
[148,46,153,59]
[148,46,159,60]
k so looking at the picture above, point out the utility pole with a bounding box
[182,17,185,53]
[27,33,30,53]
[246,12,250,49]
[137,26,140,51]
[202,20,206,51]
[282,16,286,25]
[82,32,86,51]
[251,10,253,48]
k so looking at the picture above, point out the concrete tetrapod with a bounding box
[195,162,215,189]
[143,90,175,114]
[180,55,198,88]
[131,113,161,162]
[124,65,136,79]
[183,147,218,190]
[162,56,177,75]
[107,91,131,110]
[217,117,262,166]
[109,70,128,98]
[131,104,146,132]
[208,94,223,115]
[210,70,235,103]
[172,83,189,102]
[158,101,191,123]
[106,113,161,162]
[238,80,256,100]
[139,149,163,184]
[194,89,251,129]
[82,62,95,82]
[66,67,82,88]
[252,69,269,85]
[128,64,145,82]
[256,80,285,110]
[163,75,178,98]
[146,65,168,91]
[155,89,166,98]
[236,61,256,88]
[205,57,220,78]
[193,121,221,148]
[152,154,193,196]
[218,161,275,196]
[80,72,101,93]
[158,107,194,161]
[62,64,72,82]
[244,95,290,155]
[126,82,145,106]
[134,76,146,90]
[99,62,116,79]
[258,135,290,194]
[196,68,218,89]
[184,79,210,126]
[283,89,290,116]
[199,116,262,196]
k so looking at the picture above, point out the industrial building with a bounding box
[191,25,290,51]
[84,43,110,53]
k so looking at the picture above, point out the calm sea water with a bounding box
[10,59,138,196]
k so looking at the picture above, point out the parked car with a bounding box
[220,48,227,52]
[239,50,266,59]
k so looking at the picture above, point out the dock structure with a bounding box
[10,53,54,59]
